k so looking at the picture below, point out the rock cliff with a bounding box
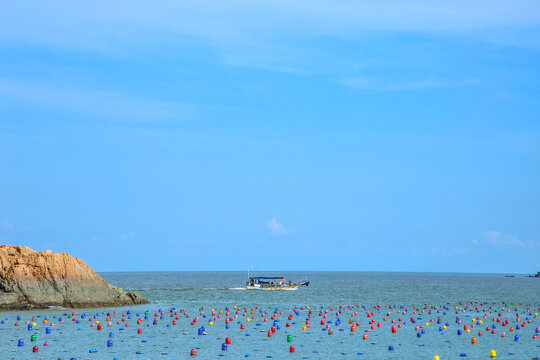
[0,245,148,310]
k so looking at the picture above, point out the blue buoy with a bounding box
[46,327,51,334]
[107,340,113,347]
[18,339,24,346]
[222,343,228,350]
[388,345,394,351]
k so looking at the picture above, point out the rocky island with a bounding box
[0,245,148,310]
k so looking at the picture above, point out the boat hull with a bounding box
[246,284,298,291]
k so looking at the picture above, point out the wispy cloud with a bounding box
[0,78,195,122]
[425,246,472,256]
[2,1,540,51]
[341,77,480,91]
[1,220,14,231]
[0,219,33,232]
[267,218,288,235]
[473,231,535,247]
[119,233,135,242]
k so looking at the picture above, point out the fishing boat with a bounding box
[245,274,309,290]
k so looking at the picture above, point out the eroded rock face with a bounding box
[0,245,148,310]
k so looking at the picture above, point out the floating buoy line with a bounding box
[1,302,539,358]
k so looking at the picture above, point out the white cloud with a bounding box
[341,77,480,91]
[2,1,540,51]
[1,220,14,231]
[0,78,195,122]
[0,219,33,232]
[482,231,534,247]
[267,218,288,235]
[0,0,539,74]
[119,233,135,242]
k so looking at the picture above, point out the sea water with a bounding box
[0,272,539,359]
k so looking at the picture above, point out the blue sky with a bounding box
[1,1,539,272]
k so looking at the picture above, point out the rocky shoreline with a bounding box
[0,245,148,310]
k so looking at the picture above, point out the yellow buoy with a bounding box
[302,325,307,331]
[246,318,250,322]
[433,355,440,360]
[209,321,213,325]
[490,349,496,359]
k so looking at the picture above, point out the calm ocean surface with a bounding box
[1,272,539,359]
